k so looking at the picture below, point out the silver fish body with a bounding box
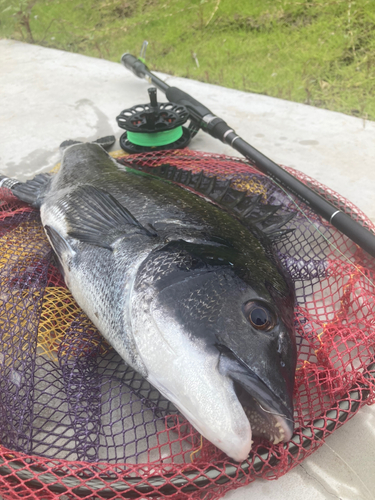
[3,143,297,461]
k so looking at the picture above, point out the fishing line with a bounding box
[259,177,375,499]
[314,435,375,500]
[250,399,373,499]
[258,403,373,498]
[256,402,295,425]
[268,176,375,290]
[189,435,204,464]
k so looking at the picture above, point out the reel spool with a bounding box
[117,87,192,153]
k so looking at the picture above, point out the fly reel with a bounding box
[117,87,193,153]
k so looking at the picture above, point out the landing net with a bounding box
[0,149,374,499]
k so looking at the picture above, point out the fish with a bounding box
[0,143,297,462]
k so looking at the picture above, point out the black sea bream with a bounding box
[0,143,297,461]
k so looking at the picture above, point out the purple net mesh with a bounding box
[0,149,374,499]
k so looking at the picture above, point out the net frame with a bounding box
[0,149,374,500]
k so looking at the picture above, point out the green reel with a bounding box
[116,88,192,153]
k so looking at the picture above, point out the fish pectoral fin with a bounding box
[64,185,157,250]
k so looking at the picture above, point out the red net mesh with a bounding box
[0,149,374,500]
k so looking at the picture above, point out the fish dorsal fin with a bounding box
[61,185,157,250]
[7,173,52,208]
[122,162,295,241]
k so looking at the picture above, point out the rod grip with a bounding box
[165,87,212,119]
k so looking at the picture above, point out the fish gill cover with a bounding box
[0,149,374,499]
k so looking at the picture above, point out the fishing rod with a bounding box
[120,53,375,259]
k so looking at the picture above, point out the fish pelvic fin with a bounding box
[44,225,75,279]
[119,161,296,243]
[45,225,74,257]
[0,173,52,208]
[64,185,157,250]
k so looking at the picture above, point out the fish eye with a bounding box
[243,301,276,331]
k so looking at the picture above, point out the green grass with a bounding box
[1,0,375,119]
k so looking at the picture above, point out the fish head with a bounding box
[131,239,296,461]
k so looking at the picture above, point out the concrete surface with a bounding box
[1,39,375,500]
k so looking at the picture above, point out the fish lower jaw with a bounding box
[146,374,253,463]
[243,403,292,446]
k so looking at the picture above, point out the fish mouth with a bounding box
[234,382,293,445]
[218,351,294,446]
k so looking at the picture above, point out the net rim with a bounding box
[0,149,374,498]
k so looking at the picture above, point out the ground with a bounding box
[1,0,375,120]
